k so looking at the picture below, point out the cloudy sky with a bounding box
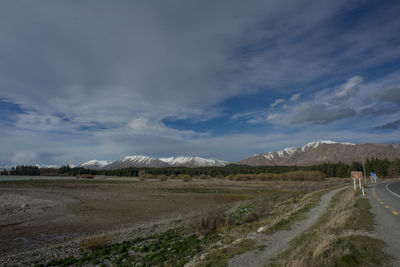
[1,0,400,166]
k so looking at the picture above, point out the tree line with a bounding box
[2,158,399,178]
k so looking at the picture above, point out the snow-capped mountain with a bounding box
[105,156,169,169]
[238,140,400,166]
[159,156,228,167]
[80,155,229,169]
[81,160,111,170]
[34,164,60,169]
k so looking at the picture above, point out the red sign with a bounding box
[351,171,363,179]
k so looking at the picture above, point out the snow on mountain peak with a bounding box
[81,160,110,167]
[121,155,154,162]
[301,140,354,152]
[159,156,228,167]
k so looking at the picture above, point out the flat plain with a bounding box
[0,177,341,265]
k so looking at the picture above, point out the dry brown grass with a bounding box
[276,188,391,266]
[194,203,227,236]
[157,175,168,181]
[180,174,192,182]
[82,234,112,250]
[280,189,353,265]
[225,171,326,182]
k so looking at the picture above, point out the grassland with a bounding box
[272,187,392,266]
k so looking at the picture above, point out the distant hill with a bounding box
[238,140,400,166]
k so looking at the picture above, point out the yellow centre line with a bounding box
[372,186,399,216]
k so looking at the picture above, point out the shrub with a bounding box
[180,174,192,182]
[82,234,111,251]
[157,175,168,181]
[199,174,211,180]
[194,204,227,235]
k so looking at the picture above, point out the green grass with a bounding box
[344,196,374,232]
[41,229,202,267]
[327,235,392,266]
[201,239,256,267]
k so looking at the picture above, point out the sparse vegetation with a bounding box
[82,234,111,251]
[157,174,168,181]
[194,203,227,235]
[272,188,392,266]
[202,239,256,267]
[44,229,202,267]
[180,174,192,182]
[5,177,352,267]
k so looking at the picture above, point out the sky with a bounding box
[1,0,400,166]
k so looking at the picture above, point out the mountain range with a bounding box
[81,156,229,169]
[78,140,400,169]
[238,140,400,166]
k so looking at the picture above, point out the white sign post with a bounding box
[351,171,363,191]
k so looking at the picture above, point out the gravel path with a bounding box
[228,187,345,267]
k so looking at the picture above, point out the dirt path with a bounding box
[228,187,345,267]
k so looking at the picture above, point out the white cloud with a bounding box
[12,151,37,165]
[127,118,206,138]
[270,99,285,108]
[290,93,301,101]
[267,113,278,120]
[14,112,71,131]
[335,75,363,99]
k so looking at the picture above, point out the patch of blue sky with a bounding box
[0,99,25,126]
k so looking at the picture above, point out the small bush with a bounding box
[199,174,211,180]
[195,204,227,235]
[157,175,168,181]
[82,234,111,251]
[180,174,192,182]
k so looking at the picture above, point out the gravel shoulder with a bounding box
[228,186,345,267]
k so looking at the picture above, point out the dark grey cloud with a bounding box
[373,119,400,130]
[290,102,356,124]
[359,105,397,117]
[375,88,400,106]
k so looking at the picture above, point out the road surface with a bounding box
[367,181,400,266]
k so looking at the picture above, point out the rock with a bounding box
[20,203,28,208]
[257,226,266,233]
[200,253,207,260]
[232,237,244,245]
[247,232,257,239]
[215,241,223,246]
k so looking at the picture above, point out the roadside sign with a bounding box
[370,172,377,183]
[351,171,363,190]
[351,171,363,179]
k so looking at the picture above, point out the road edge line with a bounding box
[385,183,400,198]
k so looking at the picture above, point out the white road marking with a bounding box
[386,183,400,198]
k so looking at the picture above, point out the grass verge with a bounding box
[272,188,393,266]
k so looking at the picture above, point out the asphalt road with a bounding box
[367,181,400,266]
